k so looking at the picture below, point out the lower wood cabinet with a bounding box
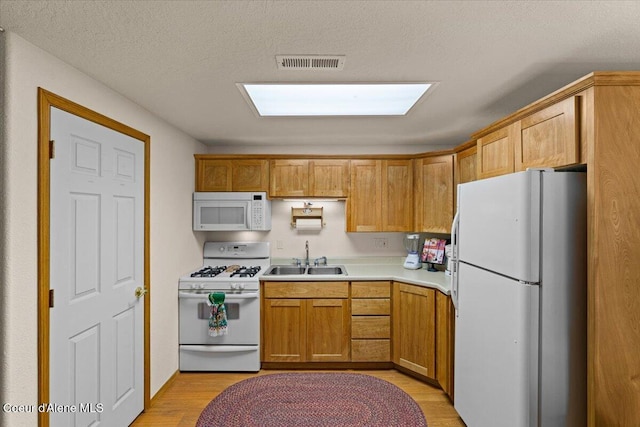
[351,282,391,362]
[262,282,350,362]
[262,280,453,399]
[392,281,454,400]
[306,298,350,362]
[435,290,455,399]
[392,282,436,378]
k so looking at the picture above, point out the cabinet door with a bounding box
[515,96,579,171]
[414,155,454,233]
[306,299,350,362]
[232,159,269,192]
[270,159,309,197]
[308,159,350,197]
[196,159,232,191]
[477,123,516,179]
[347,160,382,232]
[262,299,306,362]
[455,145,477,185]
[382,160,413,231]
[436,291,455,399]
[393,283,436,379]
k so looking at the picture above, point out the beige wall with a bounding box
[206,200,410,259]
[1,32,206,426]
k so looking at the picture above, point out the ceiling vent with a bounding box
[276,55,346,71]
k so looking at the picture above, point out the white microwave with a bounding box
[193,192,271,231]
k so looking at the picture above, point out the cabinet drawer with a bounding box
[351,316,390,339]
[263,282,349,298]
[351,299,390,315]
[351,281,391,298]
[351,339,390,362]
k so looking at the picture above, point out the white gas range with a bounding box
[178,241,270,372]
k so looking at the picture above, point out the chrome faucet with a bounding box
[314,256,328,266]
[305,240,310,267]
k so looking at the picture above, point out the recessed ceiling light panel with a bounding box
[239,83,434,117]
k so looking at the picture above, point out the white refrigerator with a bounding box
[451,169,586,427]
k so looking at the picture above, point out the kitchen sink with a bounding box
[264,266,307,275]
[263,265,348,276]
[307,266,346,275]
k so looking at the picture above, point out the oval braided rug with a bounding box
[196,372,428,427]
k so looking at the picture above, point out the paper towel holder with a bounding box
[291,203,325,229]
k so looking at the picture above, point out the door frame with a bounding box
[37,88,151,426]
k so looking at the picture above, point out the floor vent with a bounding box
[276,55,345,70]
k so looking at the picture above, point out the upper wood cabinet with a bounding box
[414,155,454,233]
[348,160,382,232]
[270,159,349,198]
[382,160,413,231]
[455,145,477,186]
[270,159,309,197]
[477,123,517,179]
[195,157,269,192]
[515,96,580,171]
[348,159,413,232]
[308,159,350,197]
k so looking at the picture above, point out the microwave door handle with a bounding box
[245,201,252,229]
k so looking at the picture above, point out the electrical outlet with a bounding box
[276,240,284,250]
[373,238,388,248]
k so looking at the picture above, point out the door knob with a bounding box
[135,287,148,298]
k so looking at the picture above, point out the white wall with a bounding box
[0,32,206,426]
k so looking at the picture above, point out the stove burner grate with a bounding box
[190,266,227,278]
[230,266,262,278]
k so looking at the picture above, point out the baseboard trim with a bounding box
[148,370,180,408]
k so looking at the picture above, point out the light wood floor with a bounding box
[131,369,465,426]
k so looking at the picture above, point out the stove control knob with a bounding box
[191,284,197,289]
[199,284,205,289]
[230,283,238,290]
[233,283,245,290]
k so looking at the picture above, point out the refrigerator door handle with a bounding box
[451,211,460,313]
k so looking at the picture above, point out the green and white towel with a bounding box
[207,292,228,337]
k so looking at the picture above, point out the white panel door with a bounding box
[454,262,539,427]
[49,107,144,426]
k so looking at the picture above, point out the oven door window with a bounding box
[198,302,240,320]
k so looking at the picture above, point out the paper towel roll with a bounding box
[295,218,323,230]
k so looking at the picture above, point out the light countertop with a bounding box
[262,257,452,295]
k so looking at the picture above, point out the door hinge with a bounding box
[49,140,55,159]
[49,289,54,308]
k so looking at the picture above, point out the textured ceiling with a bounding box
[2,0,640,150]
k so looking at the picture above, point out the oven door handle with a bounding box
[178,291,259,300]
[181,345,259,353]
